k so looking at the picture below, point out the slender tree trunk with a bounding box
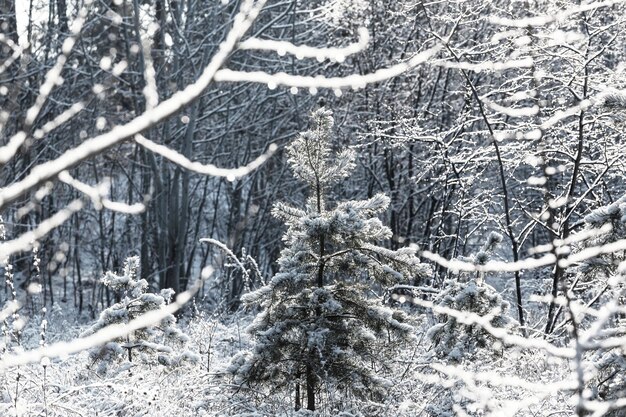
[56,0,68,34]
[295,369,301,411]
[305,177,326,411]
[74,215,83,314]
[306,363,315,411]
[545,25,590,334]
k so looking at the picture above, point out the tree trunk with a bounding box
[56,0,68,34]
[306,363,315,411]
[294,370,301,411]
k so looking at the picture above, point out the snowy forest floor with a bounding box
[0,287,576,417]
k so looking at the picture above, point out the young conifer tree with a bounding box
[571,196,626,409]
[228,108,430,411]
[81,256,197,375]
[426,232,517,362]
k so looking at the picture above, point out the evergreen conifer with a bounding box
[228,108,430,411]
[82,256,196,375]
[427,232,517,361]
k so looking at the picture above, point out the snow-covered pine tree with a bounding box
[82,256,197,375]
[228,108,430,411]
[572,196,626,411]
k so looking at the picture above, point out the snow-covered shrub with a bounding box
[589,345,626,413]
[540,195,626,415]
[82,256,197,374]
[427,278,516,362]
[427,232,516,361]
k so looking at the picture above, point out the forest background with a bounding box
[1,0,626,415]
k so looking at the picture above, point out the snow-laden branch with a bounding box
[490,0,626,27]
[429,363,580,417]
[483,97,539,118]
[418,247,556,273]
[0,300,19,323]
[239,27,370,62]
[0,34,22,77]
[416,220,626,273]
[431,363,580,417]
[134,134,277,181]
[528,223,613,256]
[58,171,146,214]
[0,199,84,260]
[0,0,265,211]
[0,6,88,165]
[139,26,159,110]
[560,237,626,268]
[25,6,86,128]
[430,363,578,393]
[494,88,626,140]
[410,297,576,358]
[0,266,214,371]
[540,98,595,130]
[32,102,85,140]
[214,44,442,89]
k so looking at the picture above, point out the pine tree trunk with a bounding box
[306,363,315,411]
[295,376,301,411]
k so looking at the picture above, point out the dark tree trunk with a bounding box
[306,363,315,411]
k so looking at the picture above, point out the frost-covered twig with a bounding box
[200,238,249,280]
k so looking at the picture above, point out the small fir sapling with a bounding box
[228,108,430,411]
[81,256,198,374]
[427,232,517,361]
